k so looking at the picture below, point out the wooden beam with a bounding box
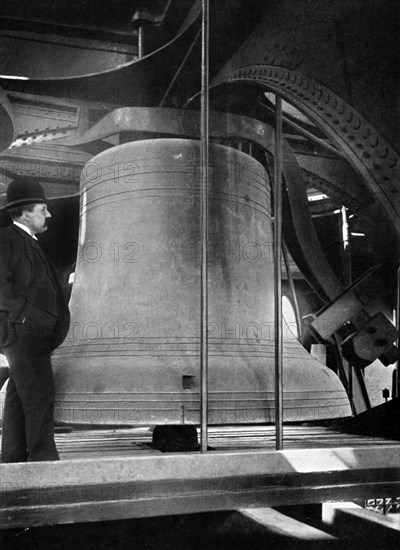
[1,445,400,529]
[238,507,337,541]
[323,502,400,542]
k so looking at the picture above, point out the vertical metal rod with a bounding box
[200,0,209,453]
[274,95,284,450]
[138,26,144,58]
[340,206,351,285]
[339,206,353,398]
[396,267,400,398]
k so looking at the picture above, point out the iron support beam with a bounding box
[340,206,352,286]
[159,28,201,107]
[274,95,283,450]
[137,26,144,58]
[200,0,209,453]
[261,102,346,159]
[396,266,400,398]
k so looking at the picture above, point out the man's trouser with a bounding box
[1,304,59,462]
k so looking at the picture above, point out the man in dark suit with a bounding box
[0,180,70,462]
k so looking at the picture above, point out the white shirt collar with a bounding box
[13,221,38,241]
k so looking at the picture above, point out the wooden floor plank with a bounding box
[29,425,398,459]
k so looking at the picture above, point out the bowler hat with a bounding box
[1,180,47,210]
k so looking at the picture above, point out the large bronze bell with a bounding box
[52,139,351,425]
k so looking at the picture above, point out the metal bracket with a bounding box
[305,267,399,368]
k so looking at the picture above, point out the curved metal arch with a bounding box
[0,86,14,152]
[211,65,400,240]
[0,5,201,106]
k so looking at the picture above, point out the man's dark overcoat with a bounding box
[0,224,70,462]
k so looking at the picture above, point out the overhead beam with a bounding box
[0,16,139,46]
